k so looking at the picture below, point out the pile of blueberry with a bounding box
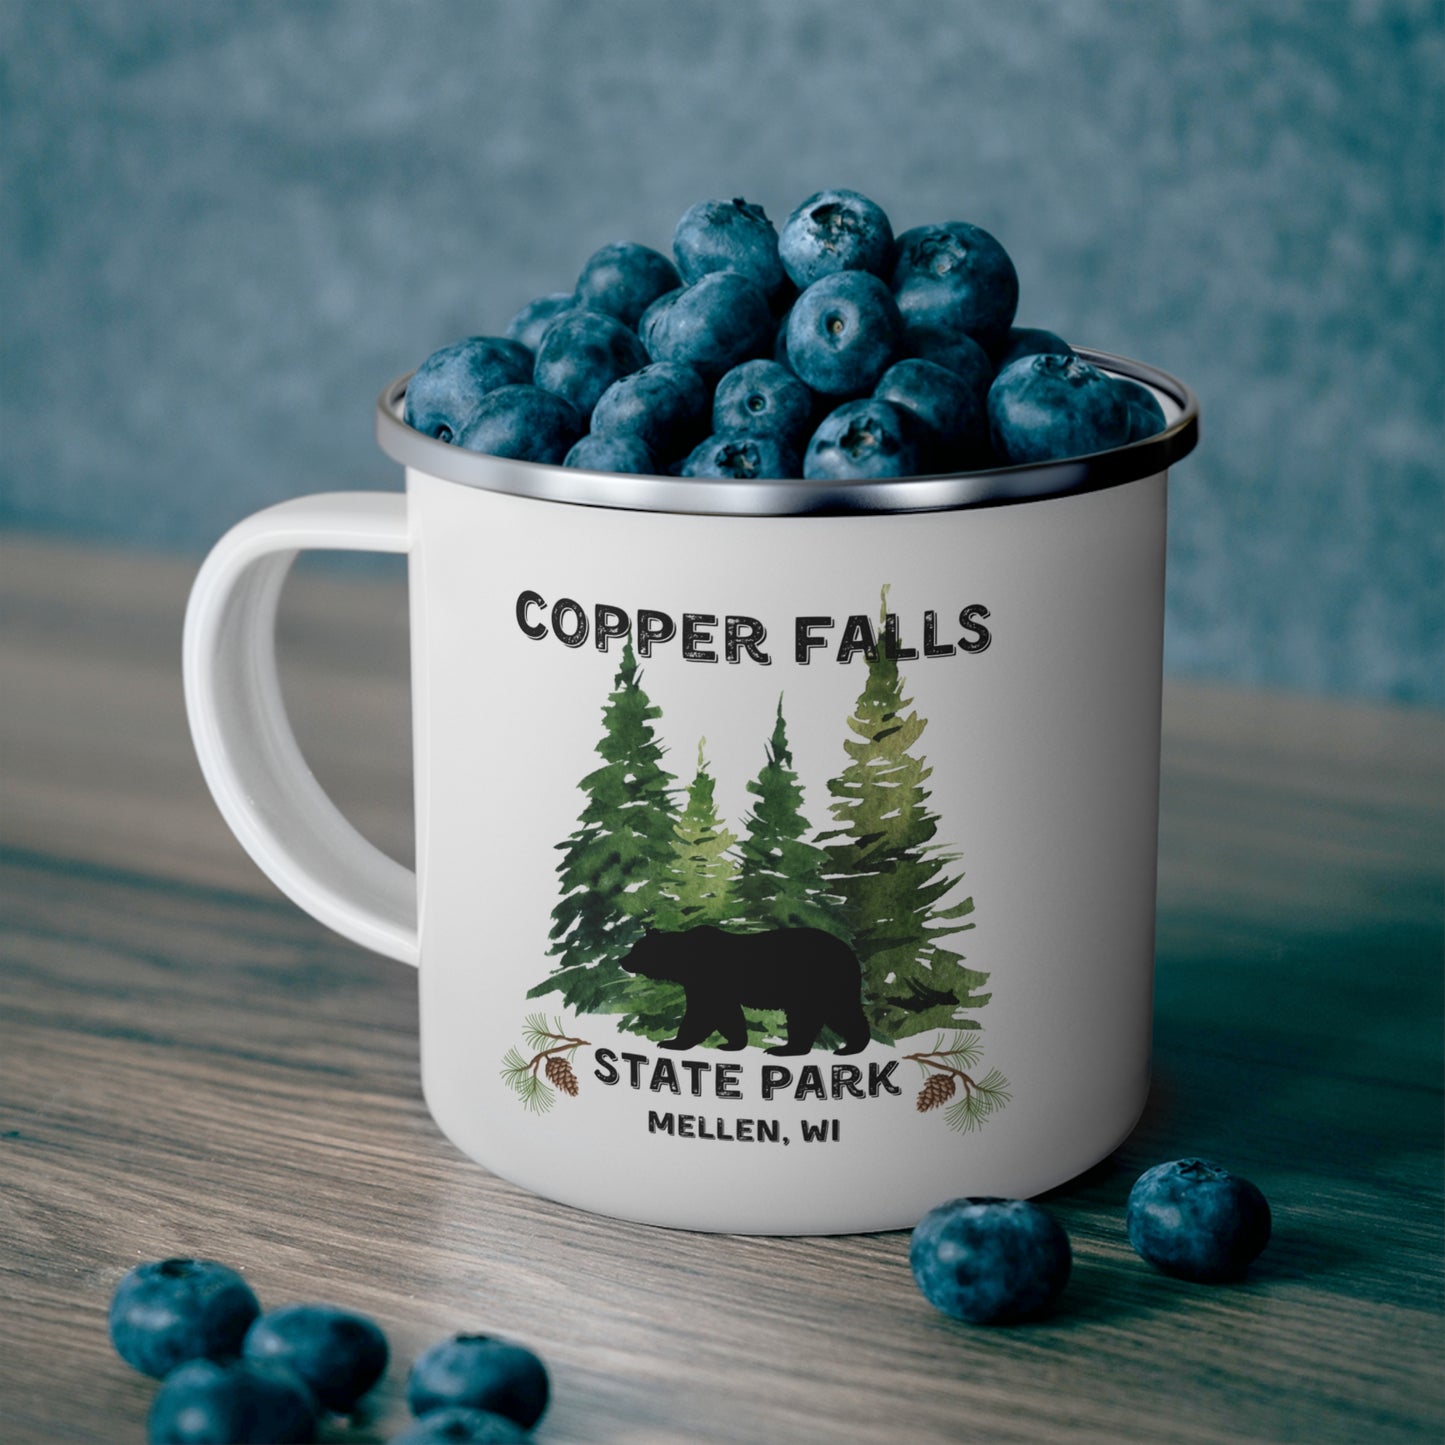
[108,1259,547,1443]
[403,191,1167,481]
[910,1158,1273,1325]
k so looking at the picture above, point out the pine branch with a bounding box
[524,1039,589,1072]
[941,1069,1012,1134]
[502,1023,591,1112]
[521,1013,555,1051]
[522,1015,588,1056]
[903,1031,984,1074]
[904,1033,1009,1133]
[500,1046,531,1083]
[500,1047,556,1114]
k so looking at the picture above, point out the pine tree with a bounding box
[736,697,847,938]
[529,639,680,1023]
[729,699,851,1047]
[819,588,990,1042]
[622,739,746,1041]
[655,738,742,932]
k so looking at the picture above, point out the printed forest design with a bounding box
[521,586,1003,1093]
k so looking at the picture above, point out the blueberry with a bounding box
[910,1197,1072,1325]
[772,304,794,370]
[504,293,574,354]
[242,1304,387,1414]
[786,271,902,396]
[1126,1159,1272,1282]
[901,324,995,397]
[672,196,785,297]
[532,308,649,417]
[564,432,656,474]
[574,241,681,329]
[1114,375,1168,441]
[147,1358,318,1444]
[891,221,1019,351]
[873,358,989,471]
[681,431,800,480]
[803,398,919,481]
[406,1334,549,1430]
[404,337,534,444]
[778,189,895,289]
[454,385,583,464]
[388,1407,530,1444]
[992,325,1073,369]
[987,353,1130,464]
[639,272,774,381]
[109,1258,261,1379]
[590,360,709,461]
[712,359,814,450]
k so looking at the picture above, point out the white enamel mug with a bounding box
[183,350,1198,1235]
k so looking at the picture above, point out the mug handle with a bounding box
[182,491,418,967]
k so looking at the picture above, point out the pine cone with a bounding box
[545,1054,580,1097]
[917,1072,957,1112]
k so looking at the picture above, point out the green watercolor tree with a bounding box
[729,698,850,1046]
[654,738,742,933]
[736,697,848,939]
[529,638,681,1027]
[622,738,747,1041]
[818,588,990,1042]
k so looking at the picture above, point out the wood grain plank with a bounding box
[1,535,1441,1444]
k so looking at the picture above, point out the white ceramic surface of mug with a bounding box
[183,349,1199,1235]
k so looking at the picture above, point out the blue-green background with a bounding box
[3,0,1441,703]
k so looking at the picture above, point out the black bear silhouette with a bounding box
[619,925,872,1055]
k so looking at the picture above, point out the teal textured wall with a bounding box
[2,0,1441,702]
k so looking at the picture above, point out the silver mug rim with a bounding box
[374,346,1200,516]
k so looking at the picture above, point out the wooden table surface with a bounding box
[2,534,1441,1445]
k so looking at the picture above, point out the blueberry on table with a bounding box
[910,1197,1073,1325]
[532,308,650,417]
[1126,1159,1272,1282]
[242,1303,387,1414]
[388,1406,530,1444]
[786,270,903,396]
[874,358,989,471]
[639,271,775,381]
[803,398,920,481]
[681,430,800,480]
[987,352,1131,464]
[672,196,785,297]
[778,188,896,289]
[574,241,681,329]
[406,1333,549,1430]
[891,221,1019,351]
[504,293,574,354]
[454,385,583,464]
[147,1358,318,1444]
[1114,375,1168,441]
[109,1258,261,1379]
[992,325,1073,369]
[404,337,534,444]
[712,359,815,450]
[590,360,709,461]
[564,432,657,474]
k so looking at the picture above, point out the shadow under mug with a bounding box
[183,350,1199,1234]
